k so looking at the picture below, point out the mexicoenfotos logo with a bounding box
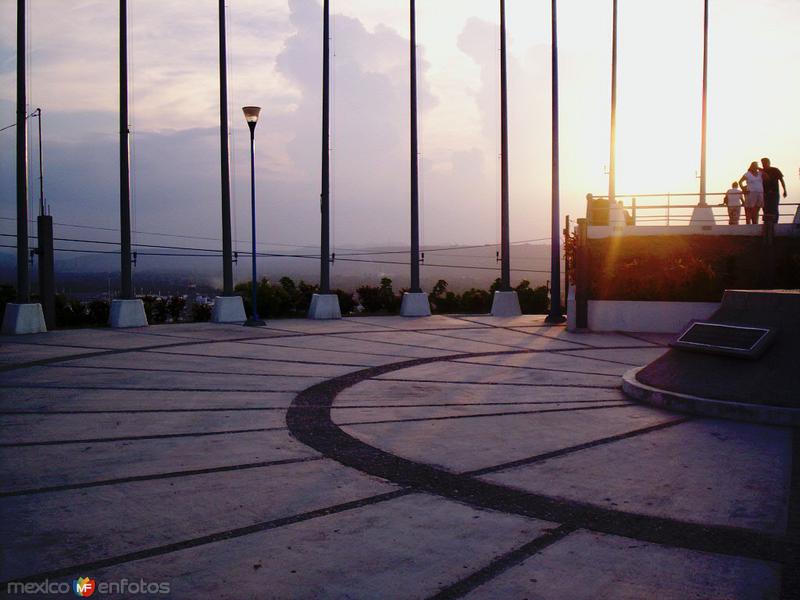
[6,577,169,596]
[73,577,96,597]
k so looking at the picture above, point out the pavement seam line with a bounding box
[426,524,577,600]
[0,489,412,585]
[0,403,633,447]
[0,456,325,498]
[463,418,691,477]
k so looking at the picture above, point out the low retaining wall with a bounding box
[587,300,719,333]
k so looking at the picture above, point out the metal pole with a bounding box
[320,0,331,294]
[608,0,617,205]
[409,0,421,293]
[119,0,133,299]
[499,0,511,291]
[35,109,44,216]
[248,125,261,322]
[546,0,565,323]
[218,0,233,296]
[16,0,29,303]
[37,215,55,328]
[699,0,708,207]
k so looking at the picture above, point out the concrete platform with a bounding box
[0,315,795,598]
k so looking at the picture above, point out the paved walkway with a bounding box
[0,316,796,599]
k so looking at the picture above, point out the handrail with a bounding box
[585,191,798,226]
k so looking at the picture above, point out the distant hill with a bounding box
[0,243,557,298]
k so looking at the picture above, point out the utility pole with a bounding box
[109,0,147,328]
[16,0,29,304]
[308,0,342,319]
[409,0,421,294]
[320,0,331,295]
[499,0,511,292]
[546,0,565,323]
[699,0,708,207]
[218,0,233,296]
[119,0,133,299]
[489,0,521,316]
[608,0,618,205]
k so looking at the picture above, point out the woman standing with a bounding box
[739,162,764,224]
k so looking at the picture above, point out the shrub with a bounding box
[191,302,212,322]
[86,300,110,325]
[516,280,549,314]
[460,288,492,313]
[335,289,356,314]
[0,284,16,323]
[166,295,186,323]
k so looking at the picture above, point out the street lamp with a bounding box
[243,105,265,326]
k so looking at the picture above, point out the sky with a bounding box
[0,0,798,264]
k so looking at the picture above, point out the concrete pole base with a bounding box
[109,299,149,328]
[212,296,247,323]
[689,204,716,226]
[307,294,342,320]
[566,284,577,332]
[491,290,522,317]
[400,292,432,317]
[1,303,47,335]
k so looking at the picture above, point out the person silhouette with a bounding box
[760,157,787,224]
[739,162,764,224]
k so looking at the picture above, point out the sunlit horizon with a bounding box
[0,0,797,249]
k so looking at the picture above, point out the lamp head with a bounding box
[242,106,261,133]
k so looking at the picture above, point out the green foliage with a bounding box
[460,288,493,313]
[191,302,212,322]
[335,289,356,314]
[0,284,16,323]
[55,294,88,327]
[356,277,400,313]
[86,300,110,324]
[587,235,800,301]
[142,295,167,324]
[166,295,187,323]
[515,280,549,314]
[427,278,548,314]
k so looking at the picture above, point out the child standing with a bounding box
[723,182,744,225]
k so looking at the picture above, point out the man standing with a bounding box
[761,157,787,223]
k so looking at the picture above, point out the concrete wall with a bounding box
[587,300,719,333]
[587,223,800,239]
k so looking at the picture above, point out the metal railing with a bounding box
[586,192,799,227]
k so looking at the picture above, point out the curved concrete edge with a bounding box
[400,292,431,317]
[622,367,800,427]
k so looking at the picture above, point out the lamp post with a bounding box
[243,106,265,326]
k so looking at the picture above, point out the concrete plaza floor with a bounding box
[0,315,796,599]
